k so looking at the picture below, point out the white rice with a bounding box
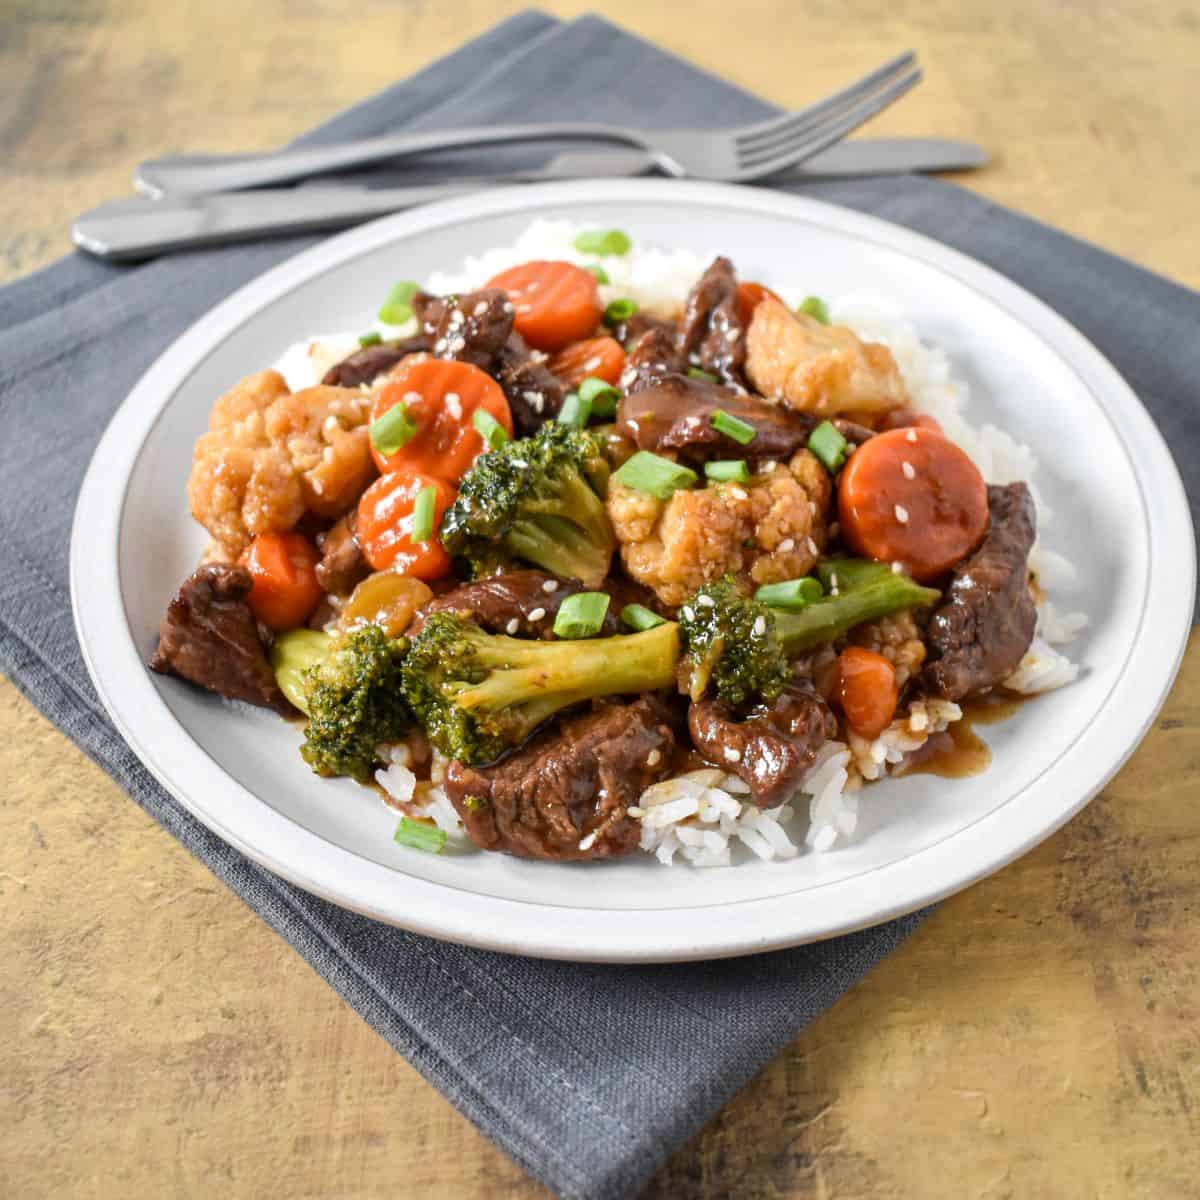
[293,219,1088,867]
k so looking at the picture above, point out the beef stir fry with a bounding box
[151,231,1049,865]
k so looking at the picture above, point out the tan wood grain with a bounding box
[2,2,1198,1197]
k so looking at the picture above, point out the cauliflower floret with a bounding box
[849,608,926,688]
[607,449,831,607]
[745,297,908,416]
[187,370,375,555]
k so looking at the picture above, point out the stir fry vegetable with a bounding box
[356,471,456,578]
[835,646,899,738]
[269,629,333,714]
[238,531,323,631]
[485,260,603,351]
[548,336,625,388]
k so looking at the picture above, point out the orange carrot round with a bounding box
[357,471,456,578]
[548,336,626,388]
[838,428,988,582]
[735,281,784,326]
[836,647,899,738]
[238,532,323,631]
[485,260,603,351]
[370,359,512,484]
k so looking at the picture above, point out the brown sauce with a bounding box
[902,691,1031,779]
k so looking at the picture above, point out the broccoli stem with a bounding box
[504,515,610,588]
[775,575,939,654]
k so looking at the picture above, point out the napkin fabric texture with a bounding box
[2,12,1198,1199]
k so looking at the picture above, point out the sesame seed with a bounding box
[311,479,324,495]
[891,561,904,574]
[584,356,602,372]
[448,309,465,327]
[807,537,818,555]
[761,460,778,472]
[627,807,643,818]
[730,487,749,501]
[448,336,466,354]
[726,328,740,342]
[321,446,334,463]
[403,391,421,405]
[681,605,696,622]
[906,429,919,444]
[323,415,340,434]
[830,572,839,589]
[505,618,519,635]
[473,300,489,316]
[528,607,547,622]
[542,579,558,593]
[894,504,909,524]
[433,339,447,354]
[444,392,462,420]
[503,301,515,314]
[577,830,598,851]
[901,460,916,480]
[809,500,817,517]
[697,594,715,608]
[646,748,662,767]
[724,747,742,764]
[753,615,767,636]
[778,537,795,553]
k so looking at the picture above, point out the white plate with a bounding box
[71,180,1194,963]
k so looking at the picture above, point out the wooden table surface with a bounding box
[3,2,1198,1196]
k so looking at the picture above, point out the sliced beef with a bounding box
[496,332,567,435]
[320,335,429,388]
[922,482,1038,701]
[679,256,746,385]
[411,290,449,335]
[617,372,813,464]
[427,288,513,370]
[688,683,837,808]
[620,326,687,395]
[148,565,293,714]
[315,511,368,595]
[414,570,619,639]
[609,311,679,348]
[446,698,675,859]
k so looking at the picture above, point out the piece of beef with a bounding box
[617,372,813,464]
[446,698,675,859]
[609,311,679,347]
[411,290,449,335]
[413,570,619,639]
[688,683,837,808]
[315,511,368,595]
[922,482,1038,701]
[679,256,746,385]
[428,288,513,370]
[320,335,429,388]
[148,565,293,714]
[496,332,567,435]
[620,326,688,395]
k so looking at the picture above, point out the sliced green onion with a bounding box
[798,295,830,324]
[807,419,849,472]
[472,407,508,450]
[620,603,666,632]
[612,450,698,499]
[817,558,894,592]
[553,591,611,638]
[370,402,418,456]
[603,298,638,326]
[410,485,437,543]
[378,280,420,325]
[394,817,446,854]
[755,577,824,611]
[573,229,632,256]
[358,331,383,347]
[557,391,592,429]
[583,263,611,285]
[687,366,718,383]
[578,376,620,418]
[704,459,751,484]
[711,409,756,446]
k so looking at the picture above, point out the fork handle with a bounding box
[135,123,647,196]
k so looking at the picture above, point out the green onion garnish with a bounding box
[603,298,638,326]
[573,229,632,257]
[358,331,383,347]
[472,407,508,450]
[553,591,611,638]
[620,603,666,632]
[711,409,756,446]
[612,450,698,499]
[557,392,592,429]
[704,459,751,484]
[370,402,418,456]
[394,817,446,854]
[798,295,830,324]
[583,264,611,285]
[578,376,620,418]
[755,577,824,611]
[410,484,437,543]
[807,419,849,472]
[378,280,420,325]
[687,366,718,383]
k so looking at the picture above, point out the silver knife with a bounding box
[75,140,986,261]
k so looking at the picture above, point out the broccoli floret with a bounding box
[300,625,411,782]
[439,422,615,587]
[677,576,788,706]
[401,612,679,765]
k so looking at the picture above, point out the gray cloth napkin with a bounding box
[2,12,1197,1199]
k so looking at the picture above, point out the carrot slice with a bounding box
[485,260,603,351]
[356,471,456,579]
[836,647,899,738]
[547,336,626,388]
[370,359,512,484]
[735,281,784,326]
[837,428,988,581]
[238,531,323,631]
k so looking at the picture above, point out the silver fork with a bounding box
[135,53,921,195]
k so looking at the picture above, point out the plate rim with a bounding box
[70,178,1196,962]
